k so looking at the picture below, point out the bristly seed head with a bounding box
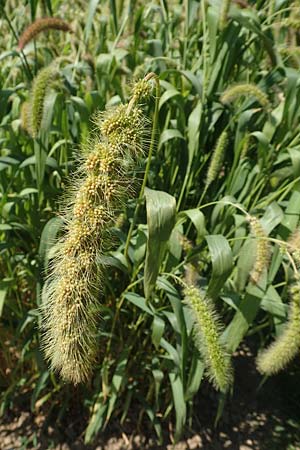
[41,75,154,384]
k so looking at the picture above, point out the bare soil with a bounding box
[1,342,300,450]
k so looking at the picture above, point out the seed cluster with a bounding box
[221,83,270,109]
[41,79,151,383]
[205,130,228,189]
[248,216,271,285]
[18,17,72,50]
[26,64,59,138]
[184,284,233,392]
[256,283,300,375]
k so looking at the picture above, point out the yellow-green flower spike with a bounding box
[221,83,270,109]
[184,285,233,392]
[205,130,228,189]
[18,17,72,50]
[41,77,154,384]
[28,64,59,138]
[256,284,300,375]
[248,216,271,285]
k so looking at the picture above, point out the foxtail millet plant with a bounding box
[205,130,228,190]
[248,215,271,284]
[184,266,233,392]
[18,17,72,50]
[41,75,156,384]
[221,83,270,109]
[27,64,59,138]
[256,283,300,375]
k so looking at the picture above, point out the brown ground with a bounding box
[1,342,300,450]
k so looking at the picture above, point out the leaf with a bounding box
[206,235,233,298]
[221,283,264,353]
[169,371,186,442]
[85,394,107,444]
[123,292,153,315]
[185,351,204,401]
[158,129,184,149]
[84,0,100,42]
[105,348,129,426]
[144,188,176,299]
[178,208,207,240]
[39,217,63,271]
[0,287,7,317]
[31,371,49,411]
[157,277,188,385]
[152,315,165,349]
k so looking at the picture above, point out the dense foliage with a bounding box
[1,0,300,444]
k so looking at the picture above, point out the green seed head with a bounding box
[41,76,153,383]
[205,130,228,188]
[256,284,300,375]
[221,83,270,109]
[184,283,233,392]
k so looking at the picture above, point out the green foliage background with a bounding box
[1,0,300,444]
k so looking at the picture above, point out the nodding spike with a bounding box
[40,77,154,383]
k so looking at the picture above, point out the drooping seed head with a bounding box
[184,283,233,392]
[18,17,72,50]
[221,83,270,109]
[256,283,300,375]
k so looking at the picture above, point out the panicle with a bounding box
[41,77,153,383]
[205,130,228,189]
[27,64,59,137]
[221,83,270,109]
[183,276,232,392]
[248,216,271,285]
[18,17,72,50]
[256,283,300,375]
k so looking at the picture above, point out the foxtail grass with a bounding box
[257,283,300,375]
[184,267,232,392]
[18,17,72,50]
[248,216,271,284]
[221,83,270,109]
[206,130,228,189]
[41,76,155,383]
[26,64,59,138]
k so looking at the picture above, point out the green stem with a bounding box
[124,74,161,259]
